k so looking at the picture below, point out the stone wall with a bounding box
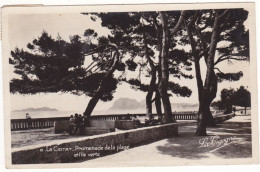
[12,123,178,164]
[115,120,137,130]
[213,113,235,123]
[54,120,116,134]
[54,120,70,133]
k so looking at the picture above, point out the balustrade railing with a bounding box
[11,112,197,131]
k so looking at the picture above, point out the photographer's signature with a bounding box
[198,135,240,152]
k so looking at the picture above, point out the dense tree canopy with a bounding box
[233,86,251,108]
[9,8,250,126]
[10,32,119,101]
[86,12,193,96]
[82,11,193,121]
[211,86,251,113]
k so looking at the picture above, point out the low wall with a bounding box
[12,123,178,164]
[54,120,116,134]
[213,113,235,123]
[115,120,137,130]
[54,120,70,133]
[11,112,196,131]
[89,120,115,129]
[84,127,115,136]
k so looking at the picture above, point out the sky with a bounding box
[7,13,250,112]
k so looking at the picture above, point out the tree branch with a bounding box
[188,11,199,28]
[85,61,96,71]
[171,11,187,35]
[214,54,248,66]
[218,9,230,20]
[86,63,98,73]
[84,43,119,56]
[195,23,209,62]
[184,13,204,101]
[214,67,224,74]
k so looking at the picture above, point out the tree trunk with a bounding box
[83,77,111,117]
[156,65,163,122]
[152,14,164,123]
[196,104,211,136]
[159,12,174,123]
[83,91,102,117]
[197,72,217,127]
[143,31,157,120]
[184,14,215,130]
[146,71,156,120]
[206,111,216,127]
[205,70,218,127]
[184,10,229,136]
[198,101,216,127]
[146,93,153,120]
[199,11,229,128]
[154,11,185,123]
[155,90,163,121]
[83,47,119,117]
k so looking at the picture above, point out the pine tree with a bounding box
[10,31,123,117]
[183,9,249,135]
[84,11,192,123]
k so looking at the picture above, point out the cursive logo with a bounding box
[198,135,239,152]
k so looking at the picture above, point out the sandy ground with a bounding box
[83,115,252,165]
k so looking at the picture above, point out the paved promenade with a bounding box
[84,115,252,166]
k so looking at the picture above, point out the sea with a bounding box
[10,107,199,119]
[10,109,146,119]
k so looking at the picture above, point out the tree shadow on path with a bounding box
[157,117,252,160]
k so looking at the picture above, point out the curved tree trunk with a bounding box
[146,93,153,119]
[155,90,163,121]
[155,65,163,122]
[158,11,186,123]
[195,11,222,133]
[159,12,174,123]
[143,32,157,120]
[83,88,104,117]
[146,70,156,120]
[83,48,119,117]
[153,13,171,123]
[184,10,228,135]
[155,61,163,122]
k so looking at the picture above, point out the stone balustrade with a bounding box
[10,112,197,131]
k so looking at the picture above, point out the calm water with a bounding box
[11,107,200,119]
[10,109,146,119]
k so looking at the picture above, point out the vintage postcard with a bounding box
[1,2,259,168]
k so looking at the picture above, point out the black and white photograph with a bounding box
[1,2,258,168]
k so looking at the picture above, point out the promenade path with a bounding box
[84,115,252,166]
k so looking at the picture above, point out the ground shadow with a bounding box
[156,117,252,159]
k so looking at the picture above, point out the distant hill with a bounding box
[109,98,199,111]
[171,103,199,108]
[12,107,59,112]
[109,98,145,110]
